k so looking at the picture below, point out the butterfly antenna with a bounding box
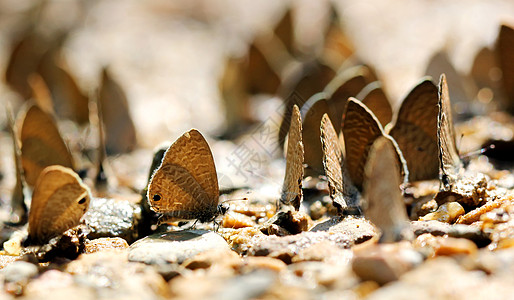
[460,144,495,162]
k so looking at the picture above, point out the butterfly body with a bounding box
[147,129,221,225]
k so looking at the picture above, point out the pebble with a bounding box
[84,237,129,254]
[366,257,488,299]
[420,202,465,223]
[352,242,423,285]
[411,220,490,246]
[0,255,19,269]
[240,256,287,272]
[311,216,377,243]
[128,230,230,265]
[248,231,353,264]
[413,234,478,257]
[182,248,241,271]
[84,197,141,243]
[222,212,256,229]
[1,261,38,283]
[66,250,169,299]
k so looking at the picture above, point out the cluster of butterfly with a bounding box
[6,5,514,248]
[276,73,463,242]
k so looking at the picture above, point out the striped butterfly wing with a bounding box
[147,129,219,222]
[389,78,439,182]
[280,105,304,210]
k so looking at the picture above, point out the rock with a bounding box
[222,212,256,229]
[352,242,423,285]
[222,227,267,254]
[240,256,287,272]
[1,261,38,296]
[292,240,353,264]
[128,230,230,265]
[366,257,488,299]
[411,220,490,246]
[413,234,478,257]
[66,250,169,299]
[182,248,241,271]
[84,197,141,243]
[284,261,358,291]
[310,216,377,244]
[420,202,465,223]
[248,231,353,264]
[210,270,277,300]
[0,255,19,269]
[84,237,129,254]
[260,209,310,235]
[1,261,38,283]
[169,269,277,300]
[24,270,85,299]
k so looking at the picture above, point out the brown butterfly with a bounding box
[320,113,359,213]
[324,65,375,134]
[28,165,91,244]
[278,60,336,149]
[437,74,463,191]
[321,4,356,70]
[388,78,439,182]
[19,104,75,187]
[37,45,90,124]
[280,105,304,210]
[342,98,408,191]
[300,93,330,177]
[425,51,475,119]
[99,68,137,155]
[357,81,393,127]
[147,129,224,224]
[496,24,514,113]
[362,136,412,242]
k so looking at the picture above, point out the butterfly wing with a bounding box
[389,79,439,182]
[300,93,330,176]
[363,137,411,242]
[437,74,463,191]
[19,104,75,186]
[497,25,514,113]
[342,98,386,190]
[358,82,393,127]
[321,114,359,211]
[99,68,137,155]
[28,166,91,244]
[278,61,335,149]
[280,105,304,210]
[147,129,219,221]
[325,66,372,134]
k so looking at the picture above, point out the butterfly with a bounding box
[357,81,393,127]
[300,93,330,177]
[147,129,224,225]
[320,113,359,213]
[99,68,137,155]
[362,136,412,242]
[496,24,514,114]
[28,165,91,244]
[388,78,440,182]
[297,66,375,177]
[425,51,475,119]
[280,105,304,210]
[437,74,463,192]
[342,98,408,191]
[19,104,75,187]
